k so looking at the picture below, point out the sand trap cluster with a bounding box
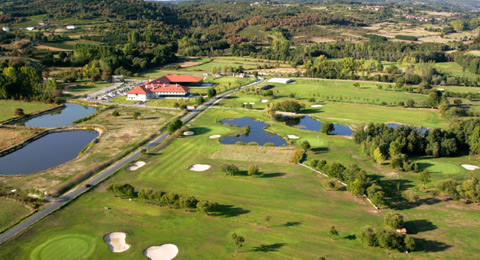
[183,131,194,136]
[461,164,480,170]
[287,135,299,139]
[311,104,323,108]
[188,164,211,171]
[243,102,255,105]
[261,100,269,103]
[209,135,221,139]
[104,232,130,253]
[127,161,146,171]
[144,244,178,260]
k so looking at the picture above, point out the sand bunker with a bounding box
[188,164,211,171]
[209,135,221,139]
[437,88,444,91]
[243,102,255,105]
[183,131,194,136]
[287,135,299,139]
[261,100,269,103]
[144,244,178,260]
[104,232,130,253]
[461,164,480,171]
[127,161,146,171]
[311,104,323,108]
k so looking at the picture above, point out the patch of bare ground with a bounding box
[0,107,180,193]
[309,37,336,43]
[34,45,71,52]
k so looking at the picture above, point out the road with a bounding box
[0,77,263,245]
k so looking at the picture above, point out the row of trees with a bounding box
[436,177,480,203]
[106,183,219,214]
[220,163,260,176]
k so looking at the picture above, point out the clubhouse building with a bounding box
[127,75,203,101]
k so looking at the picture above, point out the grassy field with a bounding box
[146,98,196,108]
[65,81,113,95]
[0,199,31,233]
[0,106,180,193]
[109,96,138,105]
[0,101,53,121]
[434,62,479,81]
[0,108,479,259]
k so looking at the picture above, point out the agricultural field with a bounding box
[1,108,479,259]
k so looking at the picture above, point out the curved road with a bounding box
[0,78,264,244]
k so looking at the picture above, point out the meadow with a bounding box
[0,101,53,121]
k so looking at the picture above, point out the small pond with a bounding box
[275,115,353,136]
[219,117,288,146]
[386,123,428,135]
[0,130,99,175]
[192,83,214,87]
[11,103,98,128]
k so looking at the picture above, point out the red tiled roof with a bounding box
[127,86,149,94]
[148,84,190,93]
[150,75,203,84]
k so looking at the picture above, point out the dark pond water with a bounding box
[386,123,428,135]
[219,117,288,146]
[11,103,97,128]
[0,130,99,175]
[275,115,353,136]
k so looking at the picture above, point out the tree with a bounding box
[376,228,404,252]
[196,200,217,215]
[329,225,339,241]
[14,108,25,118]
[301,140,311,151]
[367,184,386,208]
[404,236,416,252]
[320,122,334,134]
[167,119,183,134]
[132,111,141,120]
[264,215,272,227]
[207,88,217,98]
[265,103,276,118]
[468,126,480,155]
[221,163,239,176]
[247,165,259,176]
[359,225,377,247]
[231,233,245,255]
[384,212,404,229]
[373,147,385,165]
[419,170,431,189]
[101,71,112,82]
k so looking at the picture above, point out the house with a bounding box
[127,75,197,101]
[2,27,10,32]
[26,26,35,31]
[66,25,77,30]
[268,78,293,84]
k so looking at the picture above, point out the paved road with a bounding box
[0,77,264,245]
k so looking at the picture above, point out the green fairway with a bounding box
[30,234,96,260]
[0,101,52,121]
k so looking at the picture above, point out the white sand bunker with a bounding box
[188,164,211,171]
[183,131,194,136]
[144,244,178,260]
[461,164,480,171]
[127,161,146,171]
[437,88,444,91]
[104,232,130,253]
[287,135,299,139]
[243,102,255,105]
[261,100,269,103]
[311,104,323,108]
[209,135,221,139]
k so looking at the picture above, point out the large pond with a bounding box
[275,115,353,136]
[219,117,288,146]
[0,130,99,175]
[386,123,428,135]
[11,103,97,128]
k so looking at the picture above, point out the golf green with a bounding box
[30,234,96,260]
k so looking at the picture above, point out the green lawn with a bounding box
[109,96,138,105]
[434,62,479,81]
[0,199,31,233]
[146,98,196,108]
[30,234,96,260]
[0,101,53,121]
[65,81,113,95]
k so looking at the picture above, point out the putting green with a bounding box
[30,234,95,260]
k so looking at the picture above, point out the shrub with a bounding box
[290,150,305,164]
[221,163,239,176]
[248,165,259,176]
[167,119,183,134]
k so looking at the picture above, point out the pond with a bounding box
[275,115,353,136]
[386,123,428,135]
[192,83,214,87]
[219,117,288,146]
[11,103,98,128]
[0,130,99,175]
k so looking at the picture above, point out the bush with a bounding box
[167,119,183,134]
[14,108,25,117]
[384,211,404,229]
[221,163,239,176]
[248,165,259,176]
[320,122,334,134]
[107,183,136,198]
[290,150,305,164]
[276,100,302,113]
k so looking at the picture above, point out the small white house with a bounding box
[2,27,10,32]
[26,26,35,31]
[268,78,293,84]
[66,25,77,30]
